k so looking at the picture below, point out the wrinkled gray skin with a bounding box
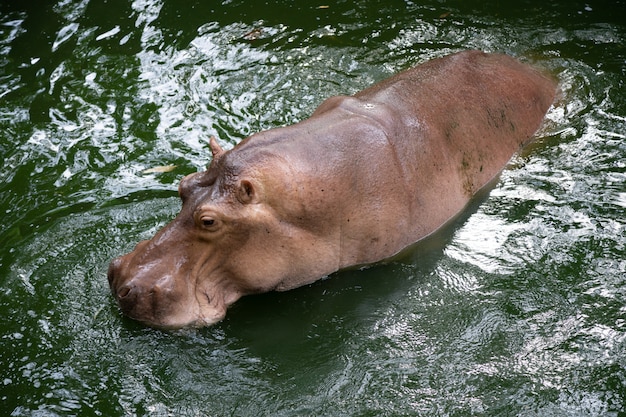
[108,51,557,328]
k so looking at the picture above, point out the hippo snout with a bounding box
[107,248,200,328]
[107,256,123,290]
[107,256,138,300]
[107,256,141,316]
[114,281,149,320]
[107,239,151,296]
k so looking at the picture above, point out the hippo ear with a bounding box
[208,136,224,162]
[237,180,258,204]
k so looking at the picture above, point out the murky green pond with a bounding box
[1,0,625,415]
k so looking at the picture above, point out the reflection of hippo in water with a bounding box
[108,50,557,329]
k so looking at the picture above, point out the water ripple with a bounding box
[1,1,625,416]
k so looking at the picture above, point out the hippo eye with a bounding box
[198,215,220,231]
[195,208,222,232]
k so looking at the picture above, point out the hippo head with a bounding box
[107,137,299,328]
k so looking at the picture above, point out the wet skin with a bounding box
[108,51,557,328]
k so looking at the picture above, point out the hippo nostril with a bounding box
[117,285,133,299]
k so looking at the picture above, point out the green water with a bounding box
[1,0,625,415]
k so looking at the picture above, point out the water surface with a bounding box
[1,0,625,416]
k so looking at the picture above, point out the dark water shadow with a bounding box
[153,0,412,50]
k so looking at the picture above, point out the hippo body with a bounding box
[108,51,557,328]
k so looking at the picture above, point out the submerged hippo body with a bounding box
[108,51,557,328]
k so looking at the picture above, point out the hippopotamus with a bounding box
[108,50,557,328]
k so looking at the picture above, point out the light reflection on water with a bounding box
[0,0,625,416]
